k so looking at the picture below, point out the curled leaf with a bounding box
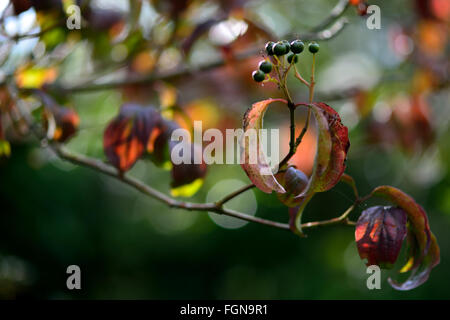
[308,102,350,193]
[368,186,440,290]
[241,98,287,194]
[286,102,349,233]
[355,206,407,268]
[104,104,161,172]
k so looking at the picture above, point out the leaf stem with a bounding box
[294,64,310,88]
[309,53,316,103]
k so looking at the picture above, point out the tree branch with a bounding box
[49,143,291,231]
[48,144,361,233]
[311,0,350,32]
[44,18,348,94]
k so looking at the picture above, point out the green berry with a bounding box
[282,40,291,53]
[290,40,304,54]
[272,41,287,56]
[265,41,275,56]
[287,53,298,64]
[258,60,272,73]
[308,42,320,53]
[252,70,265,82]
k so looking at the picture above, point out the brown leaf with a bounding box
[104,104,161,172]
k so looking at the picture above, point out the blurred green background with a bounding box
[0,0,449,299]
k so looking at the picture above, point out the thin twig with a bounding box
[216,183,255,207]
[49,144,360,232]
[311,0,350,32]
[38,19,349,94]
[50,144,290,230]
[301,203,356,229]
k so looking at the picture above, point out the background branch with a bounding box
[43,18,349,94]
[311,0,350,32]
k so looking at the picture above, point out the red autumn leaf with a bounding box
[355,206,407,268]
[285,102,349,233]
[241,98,287,194]
[240,100,349,234]
[366,186,440,290]
[308,102,350,193]
[104,104,161,172]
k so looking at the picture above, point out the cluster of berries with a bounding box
[252,40,320,82]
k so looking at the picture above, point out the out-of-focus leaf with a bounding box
[36,91,80,142]
[171,178,204,197]
[355,206,407,268]
[151,119,207,197]
[156,83,178,108]
[241,98,287,194]
[15,66,58,89]
[0,139,11,158]
[104,103,207,195]
[104,104,162,172]
[46,107,80,142]
[369,185,440,290]
[131,51,157,74]
[11,0,63,15]
[11,0,32,15]
[170,144,207,197]
[128,0,143,30]
[84,7,124,31]
[150,0,190,18]
[148,119,179,169]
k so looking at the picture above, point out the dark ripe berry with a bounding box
[265,41,275,55]
[282,40,291,53]
[290,40,304,54]
[272,41,287,56]
[258,60,272,73]
[252,70,265,82]
[284,166,309,195]
[287,53,298,64]
[308,42,320,53]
